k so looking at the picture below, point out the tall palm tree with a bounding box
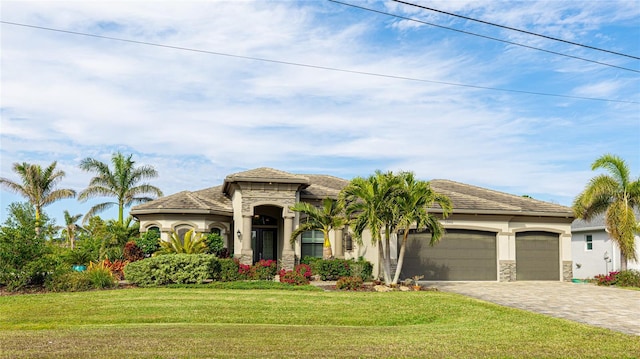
[392,172,452,285]
[61,210,85,249]
[290,197,347,259]
[0,161,76,234]
[573,154,640,270]
[341,170,402,285]
[78,152,163,224]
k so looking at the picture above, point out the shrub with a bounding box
[123,241,145,262]
[315,258,351,280]
[124,254,219,286]
[294,263,312,279]
[349,259,373,281]
[596,270,640,287]
[86,261,117,289]
[102,258,128,280]
[0,203,57,291]
[217,258,240,282]
[46,270,93,292]
[336,276,364,291]
[204,233,224,255]
[253,259,278,280]
[595,271,620,286]
[616,270,640,287]
[279,269,310,286]
[135,230,160,256]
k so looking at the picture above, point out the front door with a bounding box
[252,228,277,263]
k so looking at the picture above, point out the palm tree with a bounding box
[341,170,402,285]
[573,154,640,270]
[60,210,85,249]
[290,197,347,259]
[78,152,163,224]
[392,172,452,285]
[0,161,76,234]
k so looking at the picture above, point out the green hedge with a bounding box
[124,254,220,286]
[300,257,373,281]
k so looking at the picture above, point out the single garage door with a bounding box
[516,231,559,280]
[401,229,497,281]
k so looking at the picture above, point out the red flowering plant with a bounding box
[279,268,310,285]
[594,271,619,286]
[238,263,253,280]
[102,258,129,281]
[294,263,312,280]
[254,259,278,280]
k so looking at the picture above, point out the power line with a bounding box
[392,0,640,61]
[328,0,639,74]
[1,21,638,104]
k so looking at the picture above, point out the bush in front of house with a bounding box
[279,268,310,286]
[336,276,364,291]
[594,270,640,287]
[349,258,373,281]
[124,254,220,286]
[313,258,352,281]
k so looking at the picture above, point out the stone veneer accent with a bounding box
[499,260,516,282]
[280,251,296,271]
[563,261,573,282]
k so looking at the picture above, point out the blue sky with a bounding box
[1,0,639,228]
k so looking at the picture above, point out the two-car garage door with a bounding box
[401,229,560,281]
[402,229,497,281]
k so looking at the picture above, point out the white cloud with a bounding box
[1,1,638,225]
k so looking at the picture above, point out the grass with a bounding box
[0,286,638,358]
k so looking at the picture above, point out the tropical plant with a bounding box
[135,229,161,256]
[100,216,140,260]
[573,154,640,270]
[0,203,58,290]
[340,170,403,285]
[392,172,452,285]
[60,210,85,250]
[155,229,208,255]
[204,232,225,255]
[0,161,76,234]
[78,152,163,224]
[290,197,348,259]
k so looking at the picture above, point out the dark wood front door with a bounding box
[252,228,277,263]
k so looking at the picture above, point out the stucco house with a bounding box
[130,167,575,282]
[571,214,640,279]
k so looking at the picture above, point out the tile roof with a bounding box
[131,168,574,218]
[224,167,310,184]
[430,179,574,217]
[300,174,350,199]
[131,185,232,215]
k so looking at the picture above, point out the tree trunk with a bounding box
[323,232,333,259]
[620,248,628,271]
[378,240,391,285]
[391,232,408,285]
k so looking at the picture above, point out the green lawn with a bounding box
[1,287,638,358]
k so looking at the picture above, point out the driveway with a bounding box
[428,281,640,336]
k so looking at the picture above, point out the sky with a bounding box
[1,0,639,228]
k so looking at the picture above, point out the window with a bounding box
[175,225,193,243]
[148,226,160,234]
[301,230,324,259]
[586,235,593,251]
[210,228,221,235]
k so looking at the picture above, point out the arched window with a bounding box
[210,228,221,236]
[148,226,160,234]
[175,225,193,243]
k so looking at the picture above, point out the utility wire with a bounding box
[328,0,639,74]
[392,0,640,61]
[1,21,638,104]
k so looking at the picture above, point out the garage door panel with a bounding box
[401,229,497,281]
[516,231,559,281]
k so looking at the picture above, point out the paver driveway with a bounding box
[429,281,640,336]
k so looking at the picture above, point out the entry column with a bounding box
[240,214,253,265]
[281,214,295,270]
